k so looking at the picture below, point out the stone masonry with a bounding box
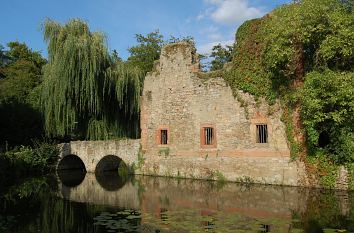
[58,139,140,173]
[138,42,307,186]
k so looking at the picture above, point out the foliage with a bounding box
[209,43,233,71]
[213,170,227,183]
[0,102,43,146]
[127,30,164,75]
[167,35,195,46]
[127,31,198,74]
[4,178,49,201]
[0,154,11,187]
[0,44,11,77]
[0,41,45,105]
[4,142,59,174]
[308,152,339,189]
[118,161,130,177]
[224,0,353,164]
[223,18,277,102]
[263,0,353,83]
[301,70,353,163]
[235,176,254,185]
[41,19,143,140]
[0,42,46,147]
[134,146,145,170]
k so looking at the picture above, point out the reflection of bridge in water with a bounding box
[58,173,351,232]
[58,172,140,210]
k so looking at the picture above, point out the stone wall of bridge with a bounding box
[58,139,141,173]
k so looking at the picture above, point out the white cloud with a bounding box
[199,25,223,41]
[197,40,234,55]
[196,12,205,20]
[207,0,264,25]
[200,25,218,34]
[209,33,223,41]
[196,7,213,21]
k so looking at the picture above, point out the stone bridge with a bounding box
[58,139,141,173]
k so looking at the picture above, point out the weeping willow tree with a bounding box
[41,19,142,140]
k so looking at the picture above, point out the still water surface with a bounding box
[0,171,353,233]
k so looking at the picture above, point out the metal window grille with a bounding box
[256,124,268,143]
[160,130,168,144]
[204,127,214,145]
[260,224,271,233]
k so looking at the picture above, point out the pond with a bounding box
[0,171,353,233]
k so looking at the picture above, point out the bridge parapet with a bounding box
[58,139,141,173]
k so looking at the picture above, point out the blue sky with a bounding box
[1,0,290,59]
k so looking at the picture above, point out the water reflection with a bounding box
[57,173,353,233]
[58,170,86,187]
[95,171,127,191]
[0,173,353,232]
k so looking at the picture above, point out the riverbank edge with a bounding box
[57,140,353,191]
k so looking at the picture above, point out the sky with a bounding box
[1,0,290,60]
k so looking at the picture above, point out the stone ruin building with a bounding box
[139,42,306,186]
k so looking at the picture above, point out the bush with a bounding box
[301,70,354,164]
[4,142,59,174]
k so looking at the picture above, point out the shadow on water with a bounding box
[0,173,353,233]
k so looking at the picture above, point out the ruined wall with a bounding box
[139,42,306,186]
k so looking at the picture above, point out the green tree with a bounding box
[223,18,276,101]
[301,70,354,163]
[261,0,353,161]
[210,44,233,71]
[111,49,122,63]
[224,0,353,162]
[0,44,11,77]
[41,19,142,140]
[127,30,164,74]
[263,0,354,84]
[0,42,46,146]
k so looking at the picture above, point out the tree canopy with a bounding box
[224,0,354,163]
[127,30,164,75]
[0,42,46,146]
[41,19,143,140]
[209,44,233,71]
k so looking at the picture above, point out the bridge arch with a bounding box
[58,154,86,171]
[95,155,130,191]
[57,140,140,173]
[57,154,86,187]
[95,155,124,173]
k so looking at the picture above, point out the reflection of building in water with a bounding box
[58,174,352,232]
[138,177,297,232]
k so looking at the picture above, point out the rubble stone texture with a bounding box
[139,42,307,186]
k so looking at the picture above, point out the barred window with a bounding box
[160,130,168,145]
[256,124,268,143]
[203,127,214,145]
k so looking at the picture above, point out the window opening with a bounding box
[204,127,214,145]
[160,130,168,145]
[256,124,268,143]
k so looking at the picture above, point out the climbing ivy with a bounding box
[222,0,354,167]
